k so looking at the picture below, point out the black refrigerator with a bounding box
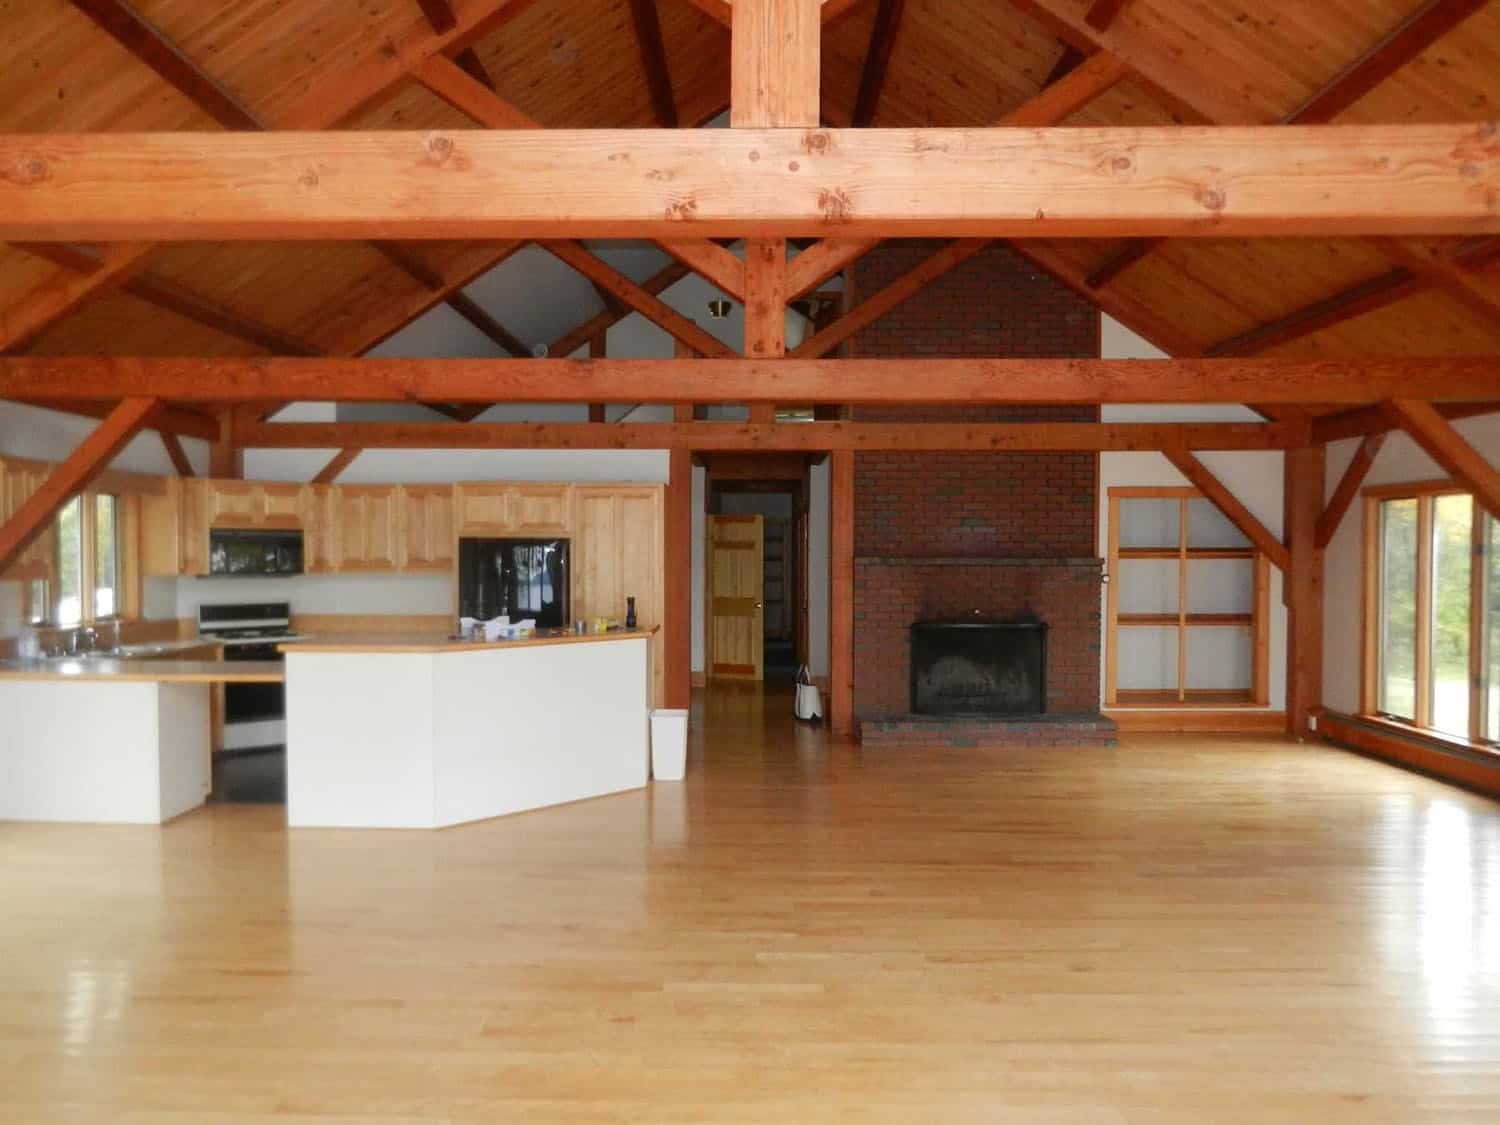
[458,538,570,627]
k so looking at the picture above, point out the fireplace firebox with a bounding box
[910,620,1047,716]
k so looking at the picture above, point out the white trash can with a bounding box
[650,709,689,781]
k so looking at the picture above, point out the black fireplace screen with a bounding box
[910,622,1047,716]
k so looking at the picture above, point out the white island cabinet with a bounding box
[0,659,282,824]
[284,631,653,829]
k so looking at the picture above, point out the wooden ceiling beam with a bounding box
[628,0,680,128]
[1384,398,1500,524]
[792,239,991,358]
[654,241,747,300]
[159,431,195,477]
[1002,51,1128,127]
[5,357,1494,407]
[7,126,1495,242]
[236,419,1301,453]
[1162,449,1290,572]
[1312,400,1500,444]
[0,397,159,574]
[7,397,218,442]
[850,0,906,127]
[413,0,458,34]
[541,241,736,358]
[413,55,541,127]
[68,0,262,130]
[0,0,539,353]
[786,239,881,300]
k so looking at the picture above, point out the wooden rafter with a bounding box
[1070,0,1495,324]
[1206,269,1422,358]
[0,0,540,352]
[786,239,881,299]
[541,241,735,358]
[159,432,195,477]
[0,397,159,574]
[11,126,1494,241]
[9,242,318,355]
[447,293,530,357]
[851,0,906,127]
[684,0,864,29]
[547,262,694,358]
[792,240,990,358]
[5,357,1492,407]
[654,241,746,301]
[312,447,363,485]
[1315,433,1386,549]
[237,419,1299,453]
[1384,399,1500,524]
[1162,450,1290,572]
[413,0,458,34]
[732,0,820,127]
[1002,51,1128,127]
[68,0,262,130]
[6,397,217,441]
[628,0,680,127]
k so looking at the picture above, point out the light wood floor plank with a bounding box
[1,686,1497,1121]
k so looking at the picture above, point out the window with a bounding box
[1366,484,1497,746]
[47,489,125,626]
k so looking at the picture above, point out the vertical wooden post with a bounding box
[731,0,821,128]
[830,448,855,737]
[588,329,607,422]
[209,408,243,479]
[1285,444,1326,737]
[744,237,786,423]
[665,442,693,710]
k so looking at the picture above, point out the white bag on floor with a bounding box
[795,665,823,721]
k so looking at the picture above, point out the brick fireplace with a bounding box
[847,242,1113,747]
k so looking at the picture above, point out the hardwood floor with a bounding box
[2,686,1498,1122]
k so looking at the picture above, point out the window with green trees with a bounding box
[1369,486,1498,746]
[49,490,123,626]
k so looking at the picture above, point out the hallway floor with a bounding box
[2,687,1497,1121]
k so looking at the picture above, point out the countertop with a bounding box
[283,626,659,655]
[0,658,283,683]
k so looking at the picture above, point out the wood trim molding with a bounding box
[1316,709,1500,798]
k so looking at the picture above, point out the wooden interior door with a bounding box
[708,514,764,681]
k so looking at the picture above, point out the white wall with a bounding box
[1322,413,1500,716]
[1098,317,1288,711]
[0,400,210,475]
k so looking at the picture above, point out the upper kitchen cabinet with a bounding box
[454,483,572,537]
[0,456,56,582]
[334,485,401,572]
[400,486,454,571]
[199,481,307,531]
[301,486,337,574]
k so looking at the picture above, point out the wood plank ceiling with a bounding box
[3,0,1500,399]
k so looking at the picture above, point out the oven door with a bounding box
[222,642,286,746]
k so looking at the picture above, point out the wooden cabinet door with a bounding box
[0,458,55,581]
[205,481,261,527]
[571,487,620,622]
[180,480,210,576]
[509,484,572,536]
[454,484,510,534]
[141,476,185,576]
[301,486,337,573]
[401,486,454,571]
[336,485,401,571]
[259,483,306,529]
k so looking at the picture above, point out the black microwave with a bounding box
[208,529,304,576]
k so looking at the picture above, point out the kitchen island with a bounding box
[0,658,282,824]
[283,629,655,829]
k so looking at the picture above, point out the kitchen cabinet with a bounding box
[572,484,664,706]
[200,481,306,530]
[454,483,572,536]
[334,485,401,571]
[0,456,56,581]
[141,476,187,576]
[400,486,454,571]
[301,486,337,574]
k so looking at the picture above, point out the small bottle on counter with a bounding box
[625,596,637,630]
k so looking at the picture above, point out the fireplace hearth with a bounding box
[911,620,1047,716]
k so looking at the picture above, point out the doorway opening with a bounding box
[698,454,829,700]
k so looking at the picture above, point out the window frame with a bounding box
[46,485,136,628]
[1361,479,1496,748]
